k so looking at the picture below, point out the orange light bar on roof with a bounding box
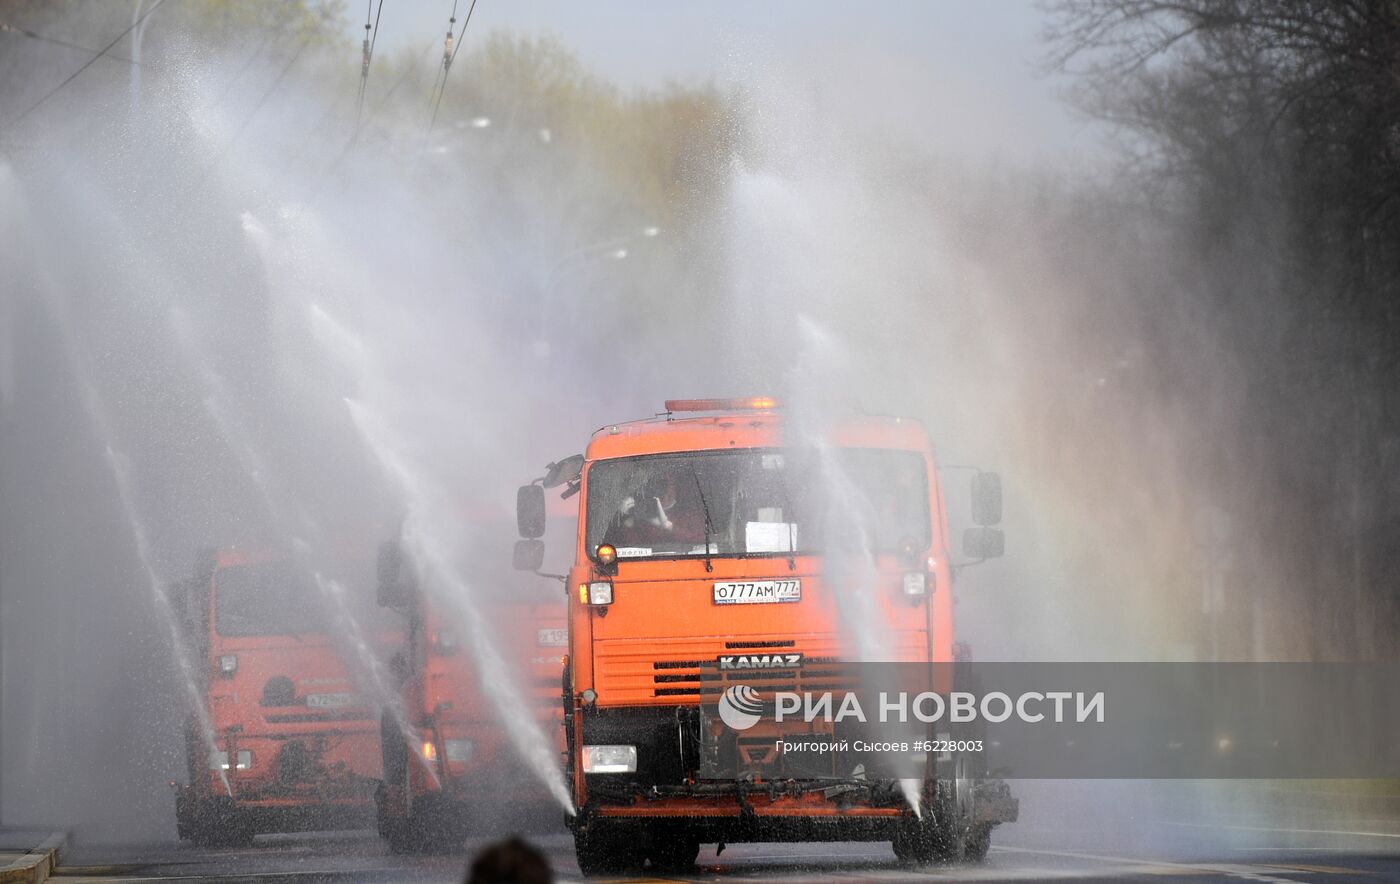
[664,397,781,412]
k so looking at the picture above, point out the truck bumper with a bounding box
[575,775,1016,842]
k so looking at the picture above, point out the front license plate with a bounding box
[306,692,355,709]
[537,628,567,647]
[713,579,802,605]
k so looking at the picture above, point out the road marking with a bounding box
[1163,820,1400,840]
[51,869,408,881]
[1232,848,1367,853]
[994,846,1305,882]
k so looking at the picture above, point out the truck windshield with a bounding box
[586,448,930,560]
[214,560,324,637]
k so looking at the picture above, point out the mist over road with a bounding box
[3,0,1398,879]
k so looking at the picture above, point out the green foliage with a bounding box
[0,0,347,46]
[439,32,741,228]
[163,0,348,46]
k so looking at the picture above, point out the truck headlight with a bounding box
[430,630,458,654]
[902,572,928,597]
[588,581,613,605]
[582,744,636,774]
[209,750,252,770]
[219,654,238,676]
[444,739,473,763]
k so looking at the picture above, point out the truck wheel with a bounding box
[891,830,914,863]
[963,822,993,863]
[891,809,959,865]
[385,813,460,855]
[383,818,415,855]
[574,822,640,875]
[185,796,254,850]
[647,829,700,871]
[222,821,255,849]
[191,817,254,849]
[385,797,468,855]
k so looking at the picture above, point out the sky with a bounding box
[346,1,1099,166]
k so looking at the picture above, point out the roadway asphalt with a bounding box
[51,782,1400,882]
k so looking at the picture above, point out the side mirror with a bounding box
[971,472,1002,526]
[542,454,584,489]
[377,539,415,608]
[513,539,545,572]
[517,484,546,539]
[194,546,219,584]
[963,526,1005,560]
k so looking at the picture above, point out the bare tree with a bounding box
[1045,0,1400,659]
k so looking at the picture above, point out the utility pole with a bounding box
[1,411,7,829]
[129,0,159,109]
[1,555,5,828]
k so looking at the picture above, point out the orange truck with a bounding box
[171,549,384,847]
[373,529,568,853]
[514,398,1016,873]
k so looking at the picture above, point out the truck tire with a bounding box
[189,806,254,849]
[574,822,641,875]
[385,795,468,855]
[964,822,993,863]
[382,817,416,855]
[891,808,959,865]
[891,761,996,865]
[647,827,700,872]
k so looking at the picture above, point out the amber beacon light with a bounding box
[664,397,780,412]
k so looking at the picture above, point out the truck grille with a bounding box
[594,634,929,705]
[651,657,851,700]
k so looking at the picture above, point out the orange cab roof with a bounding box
[210,547,286,569]
[586,409,933,462]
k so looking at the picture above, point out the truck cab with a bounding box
[520,398,1015,873]
[172,549,384,847]
[373,525,568,853]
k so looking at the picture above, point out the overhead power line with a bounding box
[352,0,385,141]
[427,0,478,133]
[3,0,166,129]
[0,21,143,65]
[188,39,309,197]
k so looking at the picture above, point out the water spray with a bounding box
[35,287,231,798]
[346,398,576,814]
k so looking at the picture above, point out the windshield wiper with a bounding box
[688,463,715,573]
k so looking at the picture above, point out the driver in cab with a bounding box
[604,466,709,551]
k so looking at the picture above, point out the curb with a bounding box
[0,833,65,884]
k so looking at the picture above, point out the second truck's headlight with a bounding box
[582,744,636,773]
[902,572,928,596]
[209,750,252,770]
[444,739,473,763]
